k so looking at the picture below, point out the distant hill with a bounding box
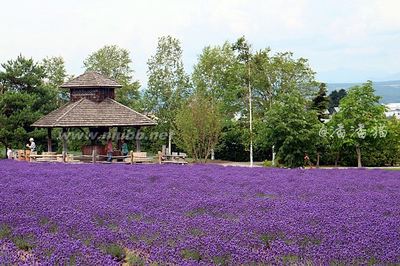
[327,80,400,104]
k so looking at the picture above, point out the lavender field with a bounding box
[0,160,399,265]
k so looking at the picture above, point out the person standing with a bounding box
[304,153,313,168]
[121,139,129,157]
[106,139,113,162]
[7,146,13,159]
[26,138,36,152]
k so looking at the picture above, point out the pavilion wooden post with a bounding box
[130,150,133,165]
[117,127,122,150]
[136,127,141,152]
[92,147,96,164]
[62,128,68,162]
[47,128,52,152]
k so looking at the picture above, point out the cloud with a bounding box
[0,0,399,84]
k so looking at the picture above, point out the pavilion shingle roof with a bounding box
[61,71,122,88]
[32,98,157,127]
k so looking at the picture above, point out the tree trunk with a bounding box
[356,146,362,168]
[47,128,52,152]
[136,127,141,152]
[334,152,340,167]
[4,137,8,158]
[62,128,68,163]
[316,152,320,168]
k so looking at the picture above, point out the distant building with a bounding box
[385,103,400,118]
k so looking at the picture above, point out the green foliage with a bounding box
[191,41,248,161]
[0,55,57,151]
[1,41,396,167]
[232,36,252,121]
[328,88,347,114]
[351,116,400,167]
[84,45,140,108]
[282,254,299,264]
[189,37,319,162]
[263,160,278,167]
[42,56,68,103]
[126,253,145,266]
[214,121,249,161]
[180,249,202,261]
[257,89,320,167]
[381,117,400,165]
[260,232,282,248]
[212,254,231,265]
[328,81,387,167]
[250,49,318,115]
[12,234,35,251]
[143,36,191,150]
[68,255,77,266]
[175,91,222,162]
[0,224,12,239]
[192,42,244,118]
[102,243,126,261]
[312,83,330,122]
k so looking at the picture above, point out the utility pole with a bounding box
[248,62,253,167]
[233,36,253,167]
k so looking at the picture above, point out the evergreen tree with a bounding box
[311,83,330,122]
[328,88,347,114]
[0,55,57,153]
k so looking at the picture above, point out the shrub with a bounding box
[263,160,279,167]
[102,243,126,261]
[181,249,202,261]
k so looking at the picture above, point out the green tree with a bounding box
[232,37,318,163]
[42,56,68,104]
[84,45,140,108]
[175,91,222,162]
[192,42,248,161]
[328,88,347,114]
[0,55,56,153]
[380,116,400,166]
[192,42,243,118]
[143,36,191,150]
[311,83,330,122]
[251,49,317,115]
[191,37,318,162]
[232,37,255,164]
[328,81,386,167]
[256,89,320,167]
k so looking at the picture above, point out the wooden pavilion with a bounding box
[32,71,156,162]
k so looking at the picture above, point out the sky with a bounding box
[1,0,400,87]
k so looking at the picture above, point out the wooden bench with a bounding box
[30,153,79,163]
[158,151,188,165]
[30,153,61,162]
[17,150,32,161]
[125,152,154,164]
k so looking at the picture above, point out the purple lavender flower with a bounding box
[0,160,399,265]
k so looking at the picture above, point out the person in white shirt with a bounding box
[26,138,36,152]
[7,146,13,159]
